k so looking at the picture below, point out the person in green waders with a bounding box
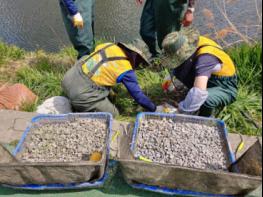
[161,28,238,117]
[62,42,161,117]
[136,0,195,58]
[59,0,95,59]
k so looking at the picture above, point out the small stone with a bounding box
[18,118,108,163]
[135,118,229,171]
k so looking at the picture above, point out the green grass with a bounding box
[227,43,262,93]
[218,86,262,135]
[58,47,77,60]
[15,55,68,105]
[0,41,261,136]
[218,43,262,136]
[0,42,25,65]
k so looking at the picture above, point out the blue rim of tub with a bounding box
[131,183,234,197]
[5,112,113,190]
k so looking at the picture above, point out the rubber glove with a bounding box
[162,74,176,93]
[72,12,84,28]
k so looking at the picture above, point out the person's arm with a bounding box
[120,71,156,112]
[61,0,84,28]
[61,0,78,16]
[178,77,209,115]
[178,54,222,114]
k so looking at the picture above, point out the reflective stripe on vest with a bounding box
[197,36,236,77]
[81,43,133,87]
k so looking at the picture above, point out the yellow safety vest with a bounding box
[81,43,133,86]
[197,36,236,77]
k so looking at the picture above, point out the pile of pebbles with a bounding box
[18,118,108,162]
[135,118,229,171]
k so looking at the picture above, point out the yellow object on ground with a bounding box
[112,130,121,143]
[90,152,102,162]
[235,134,245,155]
[139,156,152,163]
[237,141,245,153]
[163,107,171,113]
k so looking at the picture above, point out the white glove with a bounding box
[156,105,165,113]
[178,87,208,114]
[155,103,178,113]
[72,12,84,28]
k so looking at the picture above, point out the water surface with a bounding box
[0,0,261,51]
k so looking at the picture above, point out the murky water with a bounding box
[0,0,261,52]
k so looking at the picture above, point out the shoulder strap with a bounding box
[74,43,116,69]
[86,44,130,78]
[87,56,129,78]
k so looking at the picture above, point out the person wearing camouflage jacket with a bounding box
[162,28,238,117]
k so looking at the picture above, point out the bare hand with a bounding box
[182,10,194,27]
[136,0,144,5]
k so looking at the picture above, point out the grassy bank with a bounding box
[0,42,25,65]
[219,44,262,136]
[0,42,262,136]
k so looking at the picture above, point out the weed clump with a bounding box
[219,43,262,136]
[0,42,25,65]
